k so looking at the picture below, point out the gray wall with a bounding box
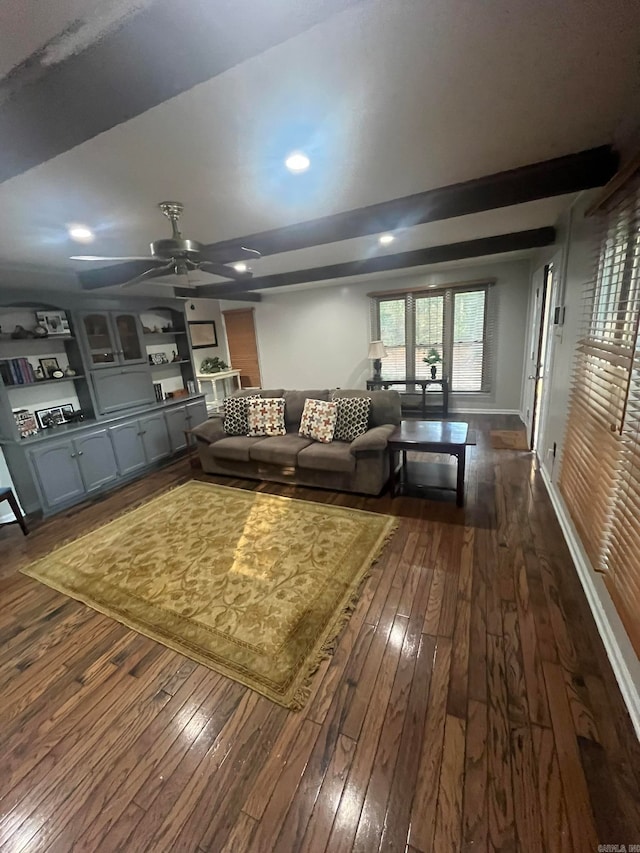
[229,258,531,412]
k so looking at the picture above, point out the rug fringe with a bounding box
[289,520,398,711]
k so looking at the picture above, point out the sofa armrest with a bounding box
[349,424,396,456]
[190,416,225,444]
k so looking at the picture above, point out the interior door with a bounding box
[222,308,262,388]
[524,267,547,448]
[528,265,554,451]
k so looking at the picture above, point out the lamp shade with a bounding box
[367,340,387,360]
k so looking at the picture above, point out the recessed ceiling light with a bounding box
[68,224,94,243]
[285,151,310,173]
[378,233,395,246]
[233,262,248,273]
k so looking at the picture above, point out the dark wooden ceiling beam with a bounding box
[0,0,362,183]
[202,146,616,260]
[174,288,261,302]
[196,227,556,297]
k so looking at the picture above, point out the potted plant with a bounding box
[200,356,228,374]
[423,347,442,380]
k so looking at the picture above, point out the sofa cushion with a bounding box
[333,396,371,441]
[330,389,401,427]
[247,397,286,436]
[299,398,338,444]
[249,434,313,465]
[283,389,329,428]
[222,395,259,436]
[209,436,265,462]
[297,441,355,473]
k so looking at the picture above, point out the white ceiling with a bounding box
[0,0,638,292]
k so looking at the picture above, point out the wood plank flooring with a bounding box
[1,414,639,852]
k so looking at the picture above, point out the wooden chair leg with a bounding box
[5,490,28,535]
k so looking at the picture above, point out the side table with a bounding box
[388,420,469,506]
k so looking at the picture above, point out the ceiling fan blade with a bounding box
[78,259,169,290]
[198,245,261,264]
[71,255,157,262]
[120,261,177,288]
[198,262,253,281]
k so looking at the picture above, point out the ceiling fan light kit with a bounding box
[73,201,260,290]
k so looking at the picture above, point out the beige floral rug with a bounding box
[21,481,396,709]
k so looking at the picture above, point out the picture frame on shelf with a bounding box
[36,404,73,429]
[35,310,70,336]
[189,321,217,348]
[13,409,38,438]
[38,357,60,378]
[149,352,169,365]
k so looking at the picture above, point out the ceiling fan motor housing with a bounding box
[150,237,202,260]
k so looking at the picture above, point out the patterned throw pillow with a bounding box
[333,396,371,442]
[299,398,338,444]
[247,397,287,437]
[223,395,259,436]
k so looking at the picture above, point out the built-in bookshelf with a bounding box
[0,306,93,439]
[141,307,197,402]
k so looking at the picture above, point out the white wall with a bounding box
[243,259,531,411]
[524,191,640,736]
[525,195,599,480]
[184,298,230,373]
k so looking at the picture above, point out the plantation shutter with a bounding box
[559,167,640,653]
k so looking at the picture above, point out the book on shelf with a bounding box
[1,358,36,385]
[153,382,163,402]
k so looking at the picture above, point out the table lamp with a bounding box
[368,340,387,380]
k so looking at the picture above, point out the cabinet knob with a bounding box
[70,453,76,458]
[78,451,84,456]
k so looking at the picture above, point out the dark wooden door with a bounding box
[222,308,262,388]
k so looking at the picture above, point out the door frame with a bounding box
[529,264,551,450]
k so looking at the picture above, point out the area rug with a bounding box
[490,429,530,451]
[21,481,396,709]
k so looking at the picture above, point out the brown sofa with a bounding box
[191,388,402,495]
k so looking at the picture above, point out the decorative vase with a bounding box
[430,364,437,380]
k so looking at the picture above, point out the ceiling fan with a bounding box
[72,201,260,290]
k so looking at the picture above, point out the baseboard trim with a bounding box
[540,466,640,740]
[449,407,521,415]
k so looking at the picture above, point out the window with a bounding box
[372,284,492,392]
[559,167,640,654]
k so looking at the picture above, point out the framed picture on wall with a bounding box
[189,321,217,349]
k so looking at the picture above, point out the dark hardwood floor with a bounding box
[1,414,639,852]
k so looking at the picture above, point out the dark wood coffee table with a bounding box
[388,420,469,506]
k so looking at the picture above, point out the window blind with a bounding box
[414,294,444,379]
[452,289,486,391]
[378,298,406,379]
[374,283,492,391]
[559,168,640,653]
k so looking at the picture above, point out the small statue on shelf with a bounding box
[11,325,33,339]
